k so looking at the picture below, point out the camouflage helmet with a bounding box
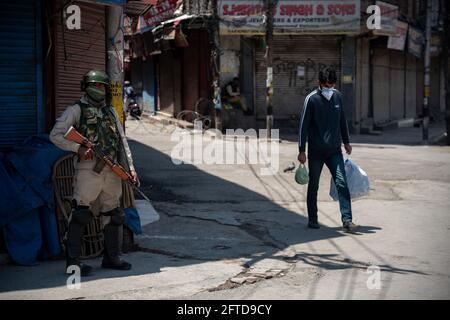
[81,70,110,90]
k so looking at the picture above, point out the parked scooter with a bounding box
[124,81,142,120]
[127,98,142,120]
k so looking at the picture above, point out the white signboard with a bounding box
[373,1,398,36]
[219,0,361,35]
[387,20,408,51]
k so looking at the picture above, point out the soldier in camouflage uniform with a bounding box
[50,70,139,276]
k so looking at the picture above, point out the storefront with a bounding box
[127,0,214,119]
[255,35,343,126]
[361,1,422,126]
[218,0,360,129]
[370,38,421,124]
[155,27,212,118]
[354,0,446,131]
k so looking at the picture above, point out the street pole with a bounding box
[265,0,274,138]
[106,5,124,250]
[422,0,432,142]
[106,5,124,126]
[443,0,450,145]
[211,0,222,131]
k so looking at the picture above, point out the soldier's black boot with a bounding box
[66,256,93,277]
[65,206,93,276]
[101,208,132,271]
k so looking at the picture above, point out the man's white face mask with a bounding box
[321,86,334,101]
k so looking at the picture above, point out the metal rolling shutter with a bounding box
[54,1,105,117]
[0,0,42,147]
[372,47,418,124]
[255,36,342,121]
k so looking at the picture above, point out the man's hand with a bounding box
[131,170,140,187]
[78,145,94,161]
[298,152,307,164]
[344,144,352,155]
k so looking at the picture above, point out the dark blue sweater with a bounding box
[298,87,350,153]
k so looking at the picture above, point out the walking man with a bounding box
[50,70,139,275]
[298,68,358,232]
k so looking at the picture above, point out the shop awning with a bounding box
[124,0,154,16]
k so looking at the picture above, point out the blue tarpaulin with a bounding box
[1,134,142,265]
[1,135,70,265]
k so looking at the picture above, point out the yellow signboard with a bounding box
[110,81,124,124]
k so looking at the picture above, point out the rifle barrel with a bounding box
[131,183,152,204]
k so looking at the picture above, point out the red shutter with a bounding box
[54,1,106,117]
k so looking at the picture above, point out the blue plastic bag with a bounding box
[124,207,142,235]
[330,159,370,201]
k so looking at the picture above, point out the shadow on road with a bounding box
[0,136,426,298]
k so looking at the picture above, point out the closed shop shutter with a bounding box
[255,36,342,121]
[157,51,181,116]
[372,48,391,123]
[0,0,42,147]
[182,29,212,112]
[372,47,418,123]
[54,1,105,118]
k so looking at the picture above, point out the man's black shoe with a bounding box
[308,221,320,229]
[343,220,359,233]
[101,256,132,270]
[66,259,93,276]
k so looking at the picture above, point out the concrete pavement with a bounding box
[0,118,449,299]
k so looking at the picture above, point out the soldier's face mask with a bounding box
[86,83,106,102]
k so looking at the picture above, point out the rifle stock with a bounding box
[63,126,151,204]
[111,164,133,181]
[64,126,132,182]
[64,126,92,148]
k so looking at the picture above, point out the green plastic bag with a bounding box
[295,164,309,185]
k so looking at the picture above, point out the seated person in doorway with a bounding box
[221,77,248,113]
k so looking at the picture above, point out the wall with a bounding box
[342,37,357,132]
[220,35,241,86]
[405,54,418,118]
[130,57,143,108]
[356,38,370,126]
[430,56,442,112]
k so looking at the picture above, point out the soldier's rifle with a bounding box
[64,126,151,204]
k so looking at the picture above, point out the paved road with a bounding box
[1,119,449,299]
